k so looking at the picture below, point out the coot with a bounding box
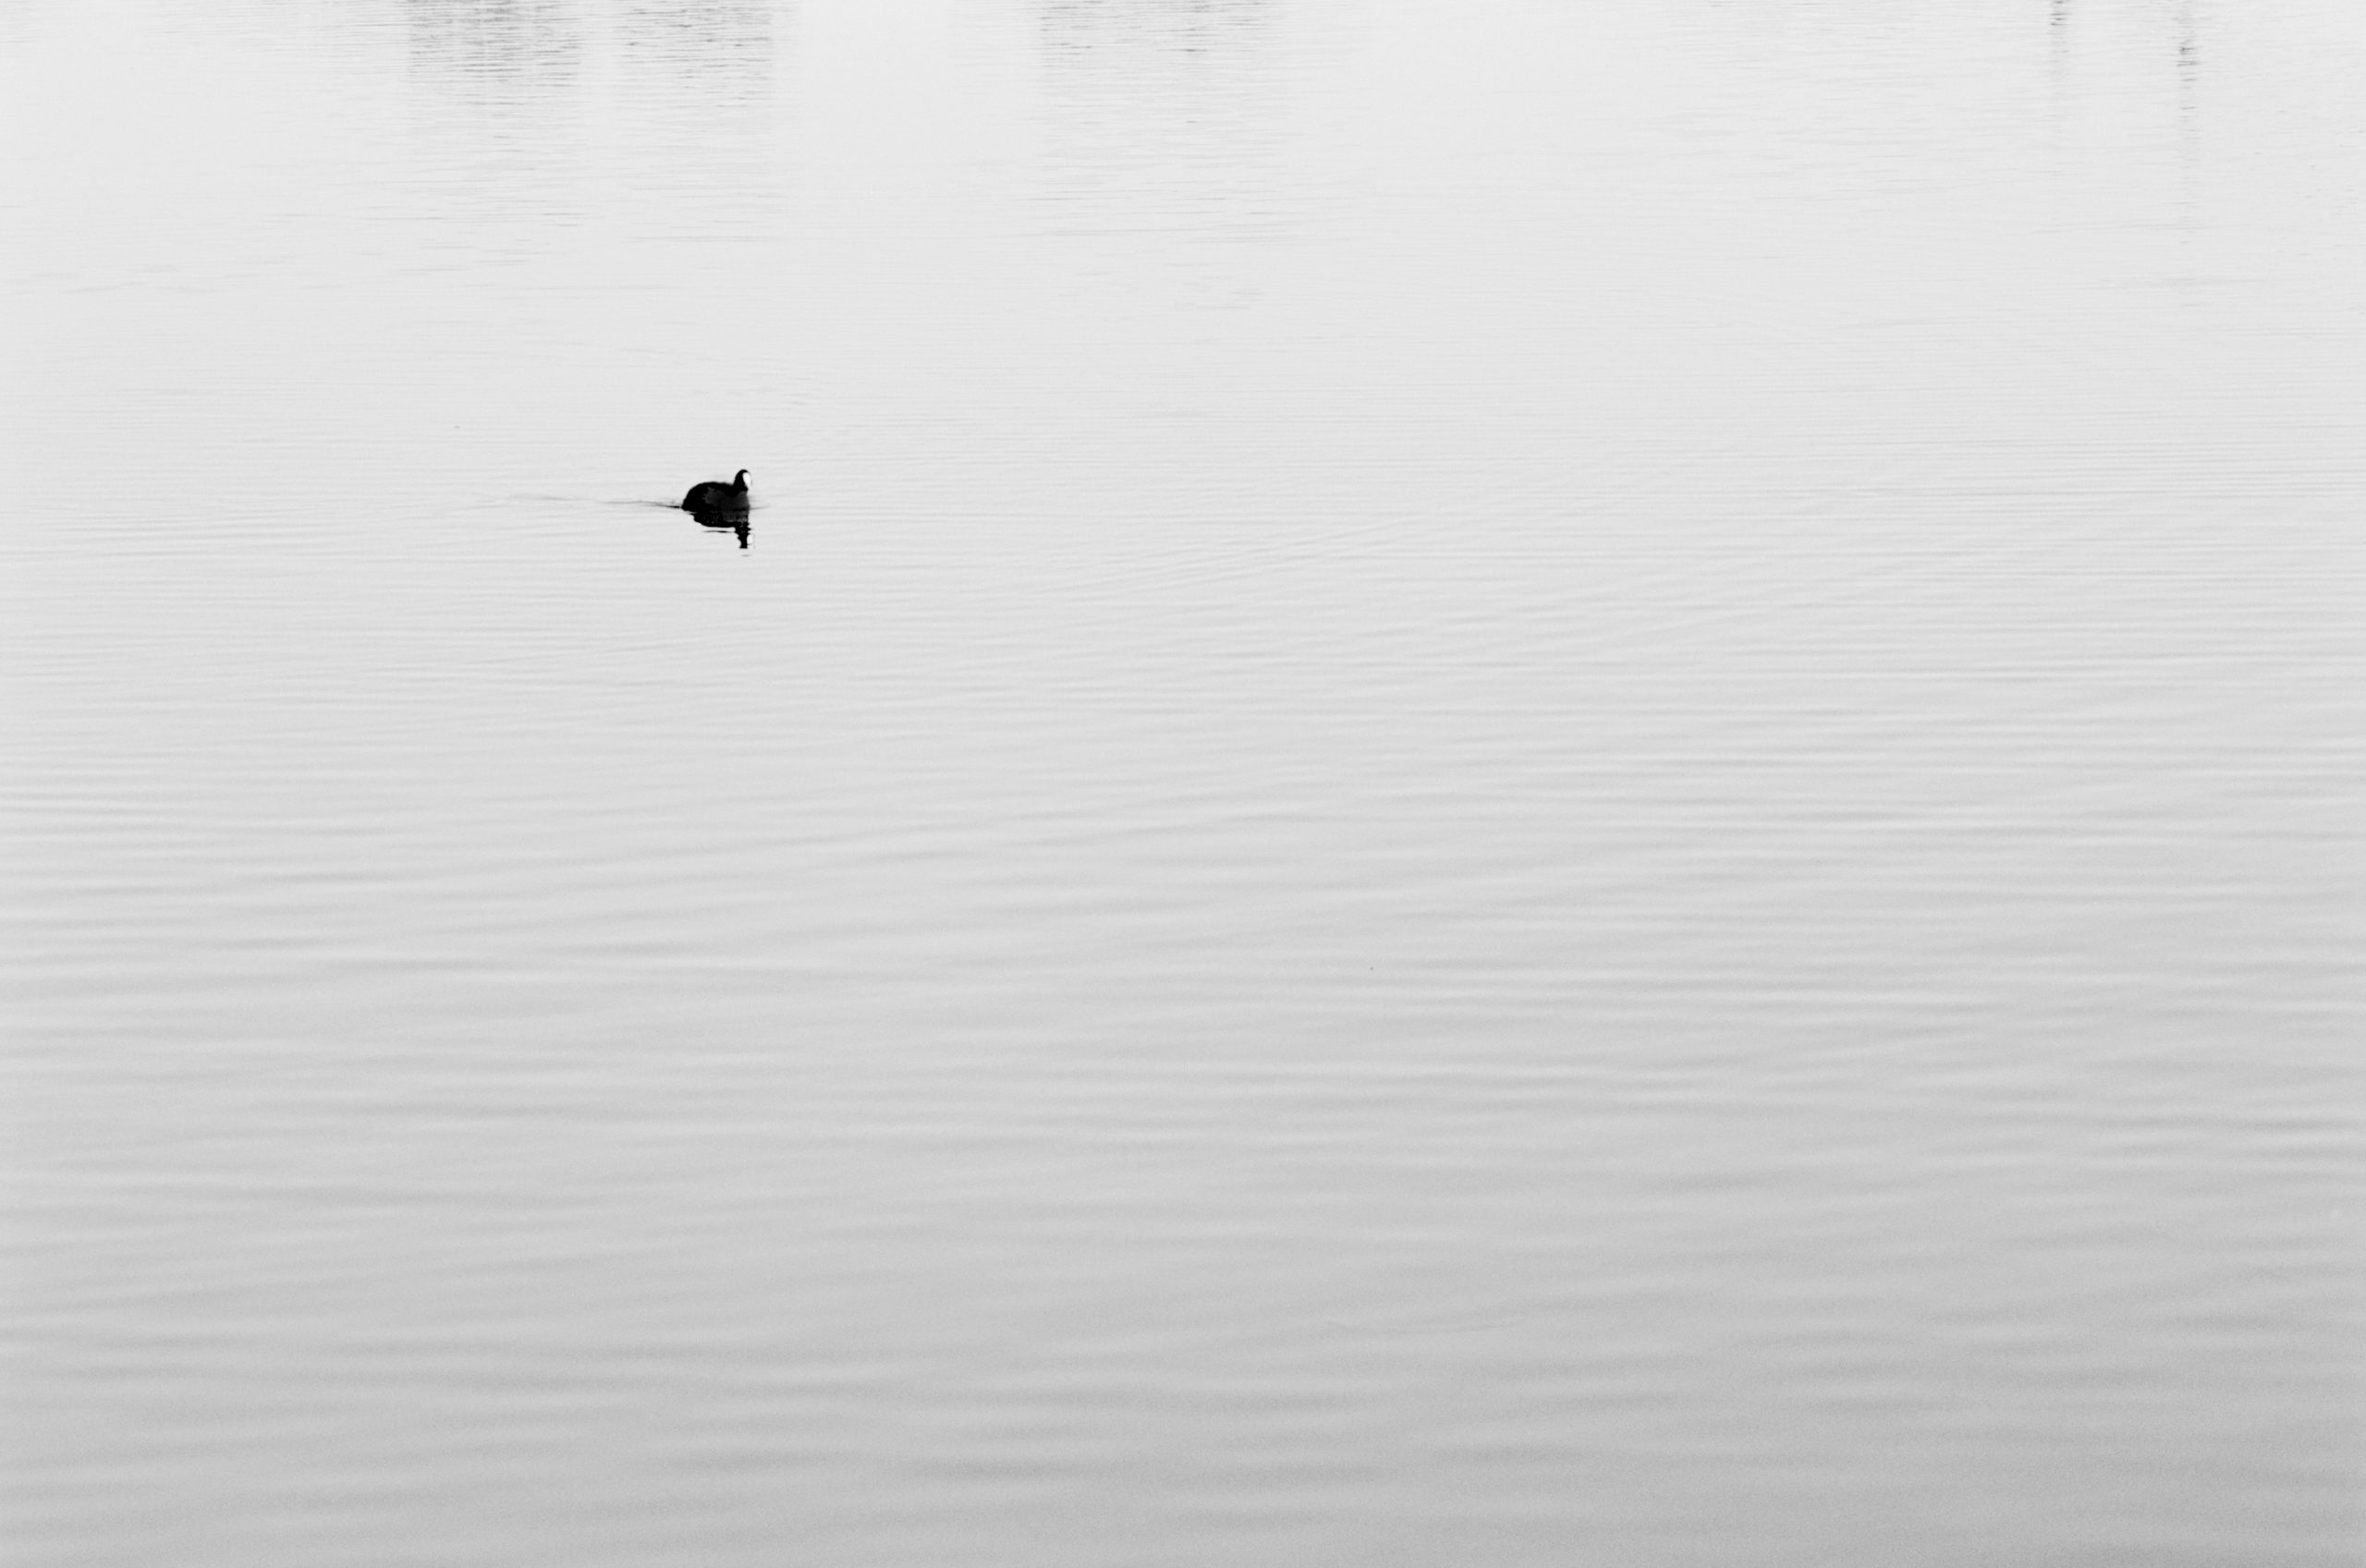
[682,469,750,511]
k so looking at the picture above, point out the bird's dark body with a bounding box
[682,469,750,512]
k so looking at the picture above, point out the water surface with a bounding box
[4,0,2360,1562]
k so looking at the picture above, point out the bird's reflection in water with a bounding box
[685,501,751,549]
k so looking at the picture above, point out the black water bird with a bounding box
[683,469,750,512]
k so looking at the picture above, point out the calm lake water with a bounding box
[4,0,2360,1562]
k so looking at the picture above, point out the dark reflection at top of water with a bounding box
[1036,0,1281,139]
[403,0,779,100]
[620,0,777,116]
[2045,0,2210,222]
[622,0,774,59]
[395,0,784,231]
[408,0,584,91]
[1039,0,1276,65]
[1031,0,1310,250]
[402,0,590,223]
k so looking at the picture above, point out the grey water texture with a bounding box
[2,0,2360,1564]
